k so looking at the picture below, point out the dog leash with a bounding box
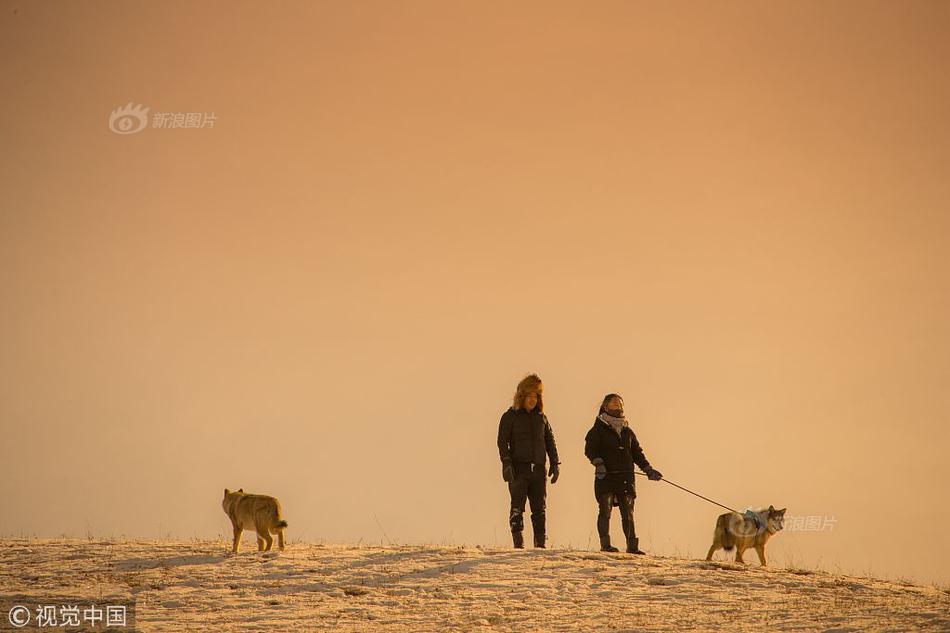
[634,471,739,513]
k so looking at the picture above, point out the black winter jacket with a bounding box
[584,418,654,492]
[497,406,560,468]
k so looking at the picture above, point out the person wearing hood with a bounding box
[584,393,662,554]
[497,373,560,549]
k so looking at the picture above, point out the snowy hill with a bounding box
[1,539,947,631]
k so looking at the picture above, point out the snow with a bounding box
[2,538,947,631]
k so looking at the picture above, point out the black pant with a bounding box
[596,489,636,541]
[508,462,546,538]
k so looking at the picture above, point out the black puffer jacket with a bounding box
[584,417,654,494]
[497,407,559,467]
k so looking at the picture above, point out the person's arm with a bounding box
[497,410,513,463]
[630,430,662,480]
[543,413,559,469]
[584,427,600,464]
[498,410,515,482]
[585,427,607,479]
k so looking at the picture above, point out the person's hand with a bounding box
[647,468,663,481]
[549,464,560,484]
[502,460,514,483]
[593,458,606,480]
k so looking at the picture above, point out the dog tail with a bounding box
[717,514,735,551]
[276,520,288,529]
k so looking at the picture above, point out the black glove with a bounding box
[502,460,514,483]
[593,458,606,480]
[647,468,663,481]
[549,464,560,484]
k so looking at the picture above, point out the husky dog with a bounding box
[222,488,288,553]
[705,505,786,566]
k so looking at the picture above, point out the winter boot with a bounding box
[600,535,619,552]
[512,531,524,549]
[626,536,646,555]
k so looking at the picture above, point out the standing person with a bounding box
[584,393,663,554]
[497,373,560,549]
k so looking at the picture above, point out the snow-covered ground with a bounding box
[1,538,947,631]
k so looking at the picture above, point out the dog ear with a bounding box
[768,504,774,512]
[238,488,244,493]
[224,488,229,496]
[778,508,786,514]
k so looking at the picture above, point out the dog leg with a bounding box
[257,535,265,551]
[262,531,274,552]
[277,529,285,551]
[232,526,242,554]
[755,544,767,566]
[735,547,745,564]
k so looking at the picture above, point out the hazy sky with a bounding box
[1,1,948,584]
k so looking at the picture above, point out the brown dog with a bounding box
[221,488,288,553]
[705,505,786,566]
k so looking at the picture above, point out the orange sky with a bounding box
[1,1,948,584]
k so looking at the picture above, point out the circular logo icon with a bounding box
[109,102,150,134]
[8,605,30,627]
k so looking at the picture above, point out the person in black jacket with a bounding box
[497,373,560,549]
[584,393,662,554]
